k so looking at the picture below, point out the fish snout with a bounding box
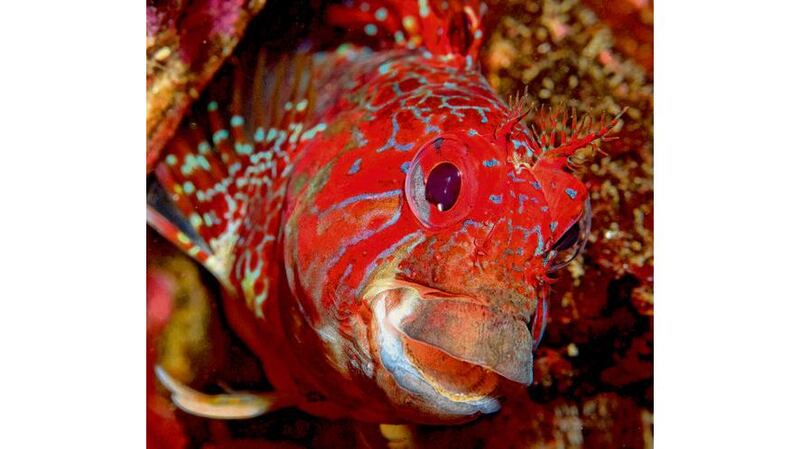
[394,296,534,385]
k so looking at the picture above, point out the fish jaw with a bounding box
[364,279,534,421]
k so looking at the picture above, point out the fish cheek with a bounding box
[294,193,404,315]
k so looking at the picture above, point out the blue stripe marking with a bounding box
[376,116,414,153]
[320,190,403,217]
[321,207,404,282]
[534,226,545,256]
[462,219,483,229]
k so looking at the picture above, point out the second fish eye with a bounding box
[552,220,580,252]
[547,198,592,272]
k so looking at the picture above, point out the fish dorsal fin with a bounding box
[147,49,319,295]
[327,0,485,63]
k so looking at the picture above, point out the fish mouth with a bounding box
[366,280,533,417]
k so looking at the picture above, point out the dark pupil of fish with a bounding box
[425,162,461,212]
[553,221,580,252]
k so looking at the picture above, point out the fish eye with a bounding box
[404,136,478,230]
[547,199,592,271]
[425,162,462,212]
[552,220,580,252]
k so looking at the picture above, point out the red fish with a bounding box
[148,0,619,426]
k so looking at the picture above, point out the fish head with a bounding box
[282,55,597,423]
[353,126,591,422]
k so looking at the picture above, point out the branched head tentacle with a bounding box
[495,85,533,142]
[530,104,628,168]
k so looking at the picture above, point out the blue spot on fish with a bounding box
[400,161,411,173]
[235,143,253,155]
[483,159,499,168]
[254,127,265,142]
[365,24,378,36]
[550,221,558,232]
[565,188,578,199]
[353,127,368,147]
[212,129,229,144]
[230,115,244,127]
[348,159,362,175]
[517,194,528,213]
[490,194,503,204]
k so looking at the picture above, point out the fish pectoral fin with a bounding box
[155,365,279,420]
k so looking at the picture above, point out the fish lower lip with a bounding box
[382,287,534,385]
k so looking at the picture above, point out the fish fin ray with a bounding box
[155,365,281,420]
[148,50,318,285]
